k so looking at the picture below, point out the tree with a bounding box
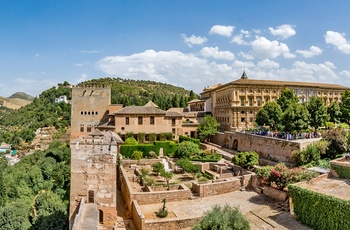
[197,115,220,141]
[0,172,7,207]
[277,88,299,111]
[160,169,173,190]
[175,141,201,158]
[193,205,250,230]
[282,104,310,133]
[327,101,342,124]
[307,96,329,132]
[322,128,347,159]
[132,151,143,164]
[232,151,259,169]
[124,137,138,145]
[340,89,350,123]
[152,162,164,176]
[255,101,283,130]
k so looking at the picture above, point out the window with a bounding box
[150,116,155,125]
[80,125,84,132]
[95,111,98,115]
[241,117,245,123]
[265,97,269,103]
[248,98,253,106]
[172,118,176,125]
[249,117,253,122]
[80,111,83,115]
[138,116,143,125]
[87,124,92,132]
[125,117,129,125]
[172,128,175,134]
[240,97,245,106]
[249,110,253,114]
[241,110,245,114]
[257,97,261,106]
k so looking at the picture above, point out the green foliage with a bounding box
[120,141,178,158]
[307,96,329,131]
[190,153,222,162]
[282,104,310,133]
[327,101,342,123]
[197,115,220,141]
[293,140,329,166]
[179,135,200,145]
[156,199,168,218]
[149,133,157,142]
[126,132,134,138]
[0,83,71,148]
[340,89,350,123]
[193,205,250,230]
[0,200,32,230]
[322,128,347,159]
[232,151,259,169]
[255,101,283,130]
[152,162,164,175]
[78,77,197,110]
[257,164,318,190]
[277,88,299,111]
[0,172,7,207]
[288,184,350,230]
[331,164,350,179]
[124,137,138,145]
[160,169,173,190]
[175,141,201,158]
[132,150,143,162]
[175,158,200,174]
[138,132,145,143]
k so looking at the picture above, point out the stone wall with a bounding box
[144,217,201,230]
[132,200,145,230]
[211,131,320,163]
[330,158,350,178]
[119,165,192,213]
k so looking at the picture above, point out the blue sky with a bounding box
[1,0,350,97]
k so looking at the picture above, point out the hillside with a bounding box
[8,92,35,101]
[78,77,198,110]
[0,93,33,110]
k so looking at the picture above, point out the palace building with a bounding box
[190,72,349,131]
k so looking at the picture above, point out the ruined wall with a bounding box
[144,217,201,230]
[212,131,320,162]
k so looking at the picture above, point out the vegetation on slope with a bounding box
[8,92,35,101]
[78,77,198,110]
[0,141,70,230]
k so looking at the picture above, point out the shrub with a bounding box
[156,198,168,218]
[293,140,329,166]
[124,137,138,145]
[232,151,259,169]
[138,132,145,143]
[175,158,200,175]
[175,141,201,158]
[178,135,200,145]
[149,133,157,142]
[132,151,143,163]
[193,205,250,230]
[152,162,164,175]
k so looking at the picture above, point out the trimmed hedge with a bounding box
[331,164,350,179]
[179,135,200,145]
[191,154,222,162]
[288,184,350,230]
[120,141,178,157]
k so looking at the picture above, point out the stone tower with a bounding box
[69,86,123,229]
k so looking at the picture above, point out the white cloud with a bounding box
[13,78,57,97]
[35,53,40,58]
[251,36,292,59]
[257,59,280,69]
[296,46,323,58]
[325,31,350,54]
[200,47,234,60]
[231,34,249,45]
[238,52,254,60]
[181,34,208,47]
[76,63,84,67]
[209,25,234,37]
[232,60,255,69]
[97,49,240,93]
[269,24,296,39]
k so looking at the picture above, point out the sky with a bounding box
[1,0,350,97]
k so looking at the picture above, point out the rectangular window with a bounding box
[125,117,129,125]
[241,117,245,123]
[240,97,245,106]
[248,98,253,106]
[172,118,176,125]
[80,125,84,132]
[87,125,92,132]
[257,97,261,106]
[138,116,143,125]
[150,116,155,125]
[172,128,175,134]
[265,97,269,103]
[249,117,253,122]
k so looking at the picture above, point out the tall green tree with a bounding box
[0,172,7,207]
[197,115,220,141]
[255,101,283,130]
[193,205,250,230]
[340,89,350,123]
[327,101,342,124]
[277,88,299,111]
[283,104,310,133]
[307,96,329,132]
[175,141,201,158]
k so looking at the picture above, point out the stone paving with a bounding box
[139,190,310,230]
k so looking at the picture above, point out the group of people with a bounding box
[252,130,322,140]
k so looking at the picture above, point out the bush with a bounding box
[193,205,250,230]
[293,140,329,166]
[175,158,200,174]
[232,151,259,169]
[138,132,145,143]
[175,141,201,158]
[124,137,138,145]
[149,133,157,142]
[179,135,200,145]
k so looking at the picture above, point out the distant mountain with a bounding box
[8,92,35,101]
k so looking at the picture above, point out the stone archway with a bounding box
[232,139,238,151]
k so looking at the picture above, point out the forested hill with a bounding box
[78,77,198,110]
